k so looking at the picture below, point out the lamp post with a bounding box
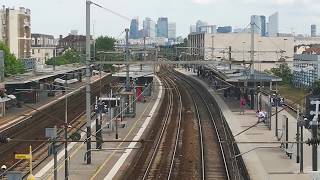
[242,41,246,61]
[85,0,92,165]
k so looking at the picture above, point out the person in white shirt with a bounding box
[257,110,266,123]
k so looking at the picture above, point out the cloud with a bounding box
[191,0,214,5]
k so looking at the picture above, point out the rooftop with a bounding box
[205,62,282,82]
[4,64,85,85]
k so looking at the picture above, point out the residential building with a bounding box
[59,34,86,53]
[293,48,320,88]
[130,18,140,39]
[188,32,294,70]
[217,26,232,33]
[157,17,168,38]
[311,24,317,37]
[31,33,56,65]
[268,12,279,36]
[143,17,156,38]
[168,23,176,40]
[0,6,31,58]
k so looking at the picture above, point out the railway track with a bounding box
[0,75,114,178]
[124,68,249,180]
[141,75,183,179]
[172,69,249,180]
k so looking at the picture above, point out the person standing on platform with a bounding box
[240,97,246,115]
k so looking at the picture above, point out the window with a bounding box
[38,49,40,53]
[32,49,34,54]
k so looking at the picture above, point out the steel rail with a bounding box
[141,76,174,180]
[172,70,231,180]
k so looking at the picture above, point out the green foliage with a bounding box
[311,80,320,95]
[0,41,25,76]
[269,63,292,85]
[95,36,116,52]
[46,49,80,66]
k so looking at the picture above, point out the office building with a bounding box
[268,12,279,36]
[0,6,31,58]
[293,48,320,88]
[188,32,293,70]
[190,25,197,33]
[250,15,261,34]
[130,18,140,39]
[168,23,176,40]
[143,17,156,38]
[157,17,168,38]
[196,20,208,33]
[217,26,232,33]
[311,24,317,37]
[260,16,266,36]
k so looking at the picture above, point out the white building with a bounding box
[168,23,176,40]
[0,7,31,58]
[31,34,56,66]
[268,12,279,37]
[293,53,320,88]
[190,25,196,33]
[143,17,156,38]
[188,32,294,71]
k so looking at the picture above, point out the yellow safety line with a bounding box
[90,100,153,180]
[45,94,155,180]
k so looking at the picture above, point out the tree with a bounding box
[269,63,292,85]
[94,36,116,72]
[311,80,320,95]
[95,36,116,52]
[46,49,80,66]
[0,41,25,76]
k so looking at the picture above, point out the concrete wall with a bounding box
[190,33,294,71]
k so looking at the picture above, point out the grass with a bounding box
[278,84,307,108]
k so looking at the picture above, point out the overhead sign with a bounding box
[15,154,31,159]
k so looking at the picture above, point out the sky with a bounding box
[2,0,320,38]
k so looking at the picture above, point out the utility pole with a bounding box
[228,46,232,70]
[250,21,255,76]
[64,75,69,180]
[311,100,320,171]
[211,35,214,60]
[142,36,146,71]
[125,28,130,92]
[85,0,92,164]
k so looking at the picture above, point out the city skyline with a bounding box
[1,0,320,38]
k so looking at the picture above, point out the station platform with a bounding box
[176,68,315,180]
[0,73,109,130]
[33,75,164,180]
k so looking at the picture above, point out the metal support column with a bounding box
[296,105,300,163]
[125,28,130,92]
[85,0,92,164]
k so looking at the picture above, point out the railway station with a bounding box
[1,1,320,180]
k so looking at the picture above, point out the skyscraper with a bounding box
[260,15,266,37]
[268,12,279,37]
[250,15,261,34]
[196,20,208,33]
[157,17,168,38]
[190,25,196,33]
[143,17,156,38]
[311,25,317,37]
[168,23,176,40]
[129,18,140,39]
